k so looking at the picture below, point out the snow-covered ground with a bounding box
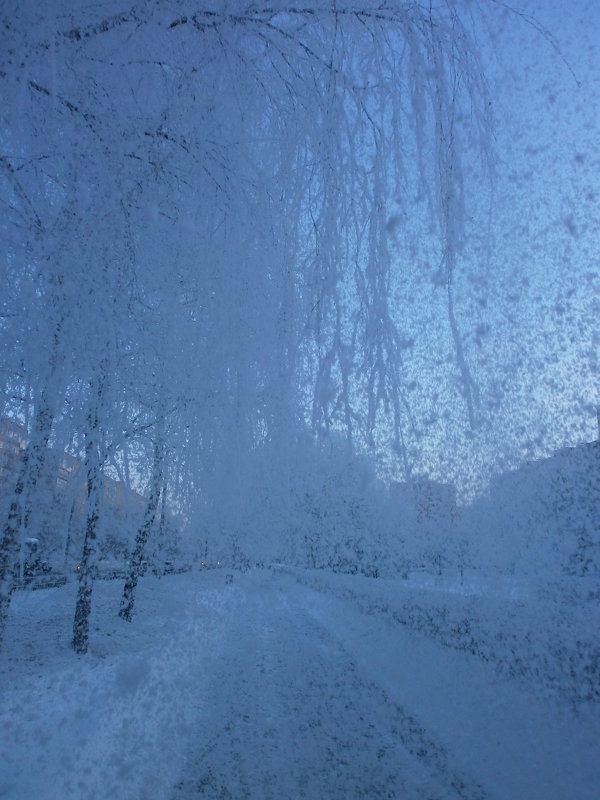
[1,568,598,799]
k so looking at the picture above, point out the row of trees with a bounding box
[1,1,498,652]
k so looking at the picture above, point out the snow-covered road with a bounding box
[1,569,598,799]
[173,572,485,799]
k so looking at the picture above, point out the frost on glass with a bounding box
[0,1,598,796]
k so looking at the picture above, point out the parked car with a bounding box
[23,538,52,583]
[21,538,66,590]
[75,559,149,580]
[92,560,127,580]
[200,559,222,570]
[152,560,174,576]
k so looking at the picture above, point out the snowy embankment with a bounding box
[0,573,238,800]
[289,566,600,707]
[1,567,599,799]
[283,569,600,800]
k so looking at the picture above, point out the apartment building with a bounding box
[0,416,26,482]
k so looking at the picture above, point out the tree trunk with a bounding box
[153,470,168,579]
[0,399,54,649]
[119,428,164,622]
[0,451,28,647]
[72,402,102,655]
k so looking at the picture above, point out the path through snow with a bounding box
[1,569,598,799]
[172,572,485,799]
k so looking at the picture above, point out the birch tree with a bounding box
[119,421,165,622]
[0,1,501,645]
